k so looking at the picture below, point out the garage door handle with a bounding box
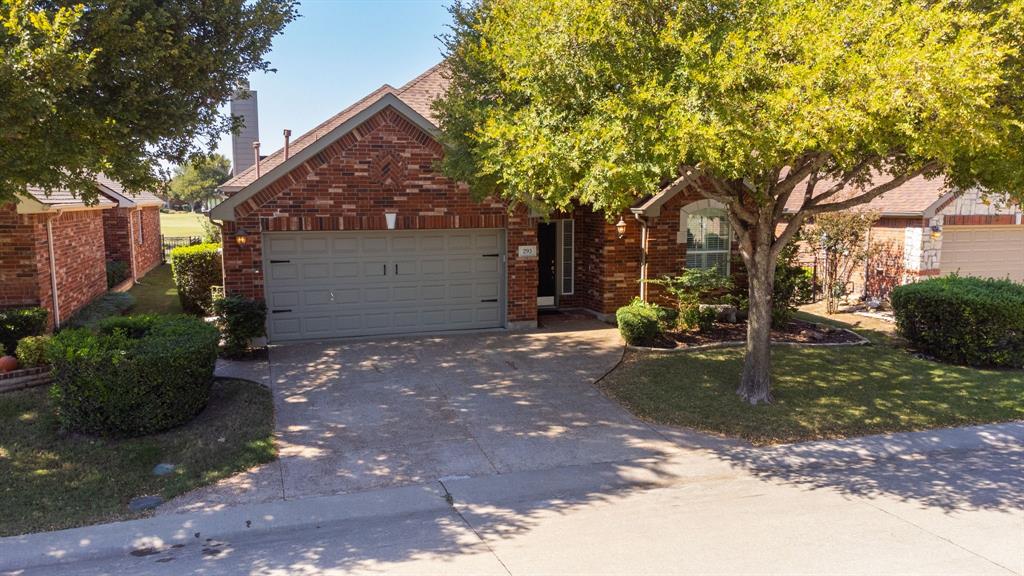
[272,309,292,314]
[480,298,498,303]
[270,260,290,264]
[482,253,500,257]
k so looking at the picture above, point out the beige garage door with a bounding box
[263,229,505,341]
[940,225,1024,283]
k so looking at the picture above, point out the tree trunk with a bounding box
[738,247,776,405]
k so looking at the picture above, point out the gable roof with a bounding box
[94,174,165,208]
[220,63,449,192]
[210,91,441,221]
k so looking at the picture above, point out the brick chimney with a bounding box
[230,80,260,177]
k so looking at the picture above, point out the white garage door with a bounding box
[940,225,1024,283]
[263,229,505,341]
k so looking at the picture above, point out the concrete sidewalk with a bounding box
[3,421,1021,575]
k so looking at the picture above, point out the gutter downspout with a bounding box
[634,213,650,302]
[45,211,61,329]
[127,207,140,282]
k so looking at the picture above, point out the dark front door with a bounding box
[537,222,557,306]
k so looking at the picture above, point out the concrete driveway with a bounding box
[167,315,684,511]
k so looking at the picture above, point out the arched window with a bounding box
[679,200,731,276]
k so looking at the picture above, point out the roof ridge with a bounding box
[397,61,446,94]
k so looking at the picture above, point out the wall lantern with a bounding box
[235,227,250,246]
[930,225,942,240]
[385,212,397,230]
[615,217,627,239]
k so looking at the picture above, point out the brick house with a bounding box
[212,64,742,342]
[0,188,114,329]
[783,175,1023,300]
[0,177,165,330]
[212,63,1021,342]
[95,175,165,283]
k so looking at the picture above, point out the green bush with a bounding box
[0,307,48,356]
[682,305,717,332]
[616,299,662,345]
[772,244,816,326]
[106,260,130,289]
[63,292,136,330]
[212,295,267,357]
[891,275,1024,368]
[170,243,223,315]
[15,335,52,367]
[48,314,220,436]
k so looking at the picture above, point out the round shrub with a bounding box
[48,314,220,437]
[616,300,661,345]
[15,335,52,368]
[891,276,1024,368]
[0,307,48,356]
[170,243,223,315]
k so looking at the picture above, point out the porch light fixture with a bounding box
[615,217,627,239]
[235,227,250,246]
[930,225,942,240]
[385,212,397,230]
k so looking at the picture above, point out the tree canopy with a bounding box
[0,0,297,205]
[168,153,232,206]
[436,0,1024,403]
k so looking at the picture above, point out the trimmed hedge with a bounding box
[170,243,223,315]
[891,276,1024,368]
[0,307,48,356]
[616,299,662,345]
[15,335,52,368]
[48,314,220,437]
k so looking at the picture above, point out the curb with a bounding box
[0,483,448,573]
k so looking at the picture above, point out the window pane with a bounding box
[685,208,731,275]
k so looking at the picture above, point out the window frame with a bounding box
[678,200,732,276]
[559,219,574,296]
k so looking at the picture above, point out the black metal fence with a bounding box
[160,235,203,262]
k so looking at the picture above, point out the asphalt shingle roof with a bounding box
[221,63,450,190]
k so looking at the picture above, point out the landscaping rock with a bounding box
[128,495,165,512]
[152,463,176,477]
[700,304,738,324]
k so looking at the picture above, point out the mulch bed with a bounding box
[643,319,863,349]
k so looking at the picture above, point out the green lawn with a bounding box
[127,264,182,315]
[599,313,1024,445]
[160,212,206,237]
[0,379,275,536]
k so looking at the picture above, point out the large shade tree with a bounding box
[0,0,296,205]
[435,0,1024,404]
[168,153,232,208]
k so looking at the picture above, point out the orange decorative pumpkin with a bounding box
[0,356,18,373]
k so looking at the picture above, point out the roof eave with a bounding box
[211,93,439,221]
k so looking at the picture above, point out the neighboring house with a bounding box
[95,175,165,282]
[0,177,164,329]
[783,175,1024,299]
[0,188,114,328]
[212,64,736,342]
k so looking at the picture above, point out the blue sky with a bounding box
[214,0,453,166]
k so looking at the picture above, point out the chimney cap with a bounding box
[283,129,292,137]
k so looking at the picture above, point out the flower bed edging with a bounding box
[0,366,52,393]
[626,327,870,353]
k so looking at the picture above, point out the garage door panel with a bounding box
[940,226,1024,283]
[263,229,505,341]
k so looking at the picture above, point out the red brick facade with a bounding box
[0,204,108,327]
[221,107,538,324]
[102,206,162,281]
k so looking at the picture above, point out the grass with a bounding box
[0,379,275,536]
[127,264,182,315]
[160,212,206,237]
[599,312,1024,446]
